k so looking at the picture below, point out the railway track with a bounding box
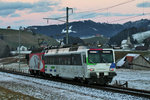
[0,68,150,99]
[99,85,150,99]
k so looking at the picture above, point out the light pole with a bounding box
[66,7,73,44]
[18,26,22,71]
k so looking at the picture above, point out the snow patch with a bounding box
[132,30,150,43]
[80,35,96,39]
[91,27,98,31]
[61,26,77,34]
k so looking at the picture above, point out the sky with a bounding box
[0,0,150,29]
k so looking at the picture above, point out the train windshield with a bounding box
[88,50,114,63]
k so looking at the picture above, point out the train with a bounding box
[28,46,117,85]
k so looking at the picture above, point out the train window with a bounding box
[54,56,59,65]
[88,51,101,63]
[88,50,114,63]
[101,50,113,63]
[53,55,71,65]
[49,56,53,64]
[51,57,55,65]
[58,56,62,65]
[71,54,82,65]
[44,54,82,65]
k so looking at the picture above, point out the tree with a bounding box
[143,37,150,48]
[0,45,10,58]
[0,34,4,40]
[63,36,85,45]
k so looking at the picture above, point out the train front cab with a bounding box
[85,49,117,85]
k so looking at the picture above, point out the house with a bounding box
[11,46,31,55]
[116,53,150,70]
[17,46,28,51]
[121,36,133,50]
[121,40,128,49]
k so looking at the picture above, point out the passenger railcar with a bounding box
[42,46,116,85]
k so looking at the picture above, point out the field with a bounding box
[0,28,59,49]
[0,86,38,100]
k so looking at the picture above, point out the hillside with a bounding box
[28,20,124,38]
[83,36,109,47]
[0,28,59,50]
[109,26,150,45]
[28,19,150,39]
[132,30,150,43]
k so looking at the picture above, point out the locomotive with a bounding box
[28,46,117,85]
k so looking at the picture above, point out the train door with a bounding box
[81,53,86,79]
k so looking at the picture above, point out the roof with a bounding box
[45,46,113,55]
[121,40,127,45]
[116,53,140,67]
[125,56,134,62]
[45,46,89,55]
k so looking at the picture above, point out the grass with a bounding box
[0,28,59,49]
[0,86,39,100]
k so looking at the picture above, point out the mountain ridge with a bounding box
[28,19,150,39]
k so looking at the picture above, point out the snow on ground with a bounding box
[0,63,29,73]
[0,72,147,100]
[111,69,150,91]
[0,62,150,99]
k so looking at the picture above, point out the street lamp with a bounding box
[66,7,73,44]
[18,26,22,71]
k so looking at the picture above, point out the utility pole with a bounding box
[43,7,73,45]
[66,7,73,45]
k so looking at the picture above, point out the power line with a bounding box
[43,16,66,23]
[42,0,136,23]
[71,0,150,24]
[110,12,150,23]
[72,0,136,19]
[43,13,73,23]
[43,18,66,23]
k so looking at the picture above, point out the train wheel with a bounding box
[49,74,53,78]
[29,70,34,75]
[85,79,93,85]
[79,78,84,84]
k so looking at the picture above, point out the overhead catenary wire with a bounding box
[110,12,150,23]
[43,0,137,23]
[75,0,136,14]
[72,0,150,24]
[110,0,149,23]
[43,18,66,23]
[72,0,136,19]
[43,0,149,24]
[43,12,74,23]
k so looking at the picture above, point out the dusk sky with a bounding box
[0,0,150,29]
